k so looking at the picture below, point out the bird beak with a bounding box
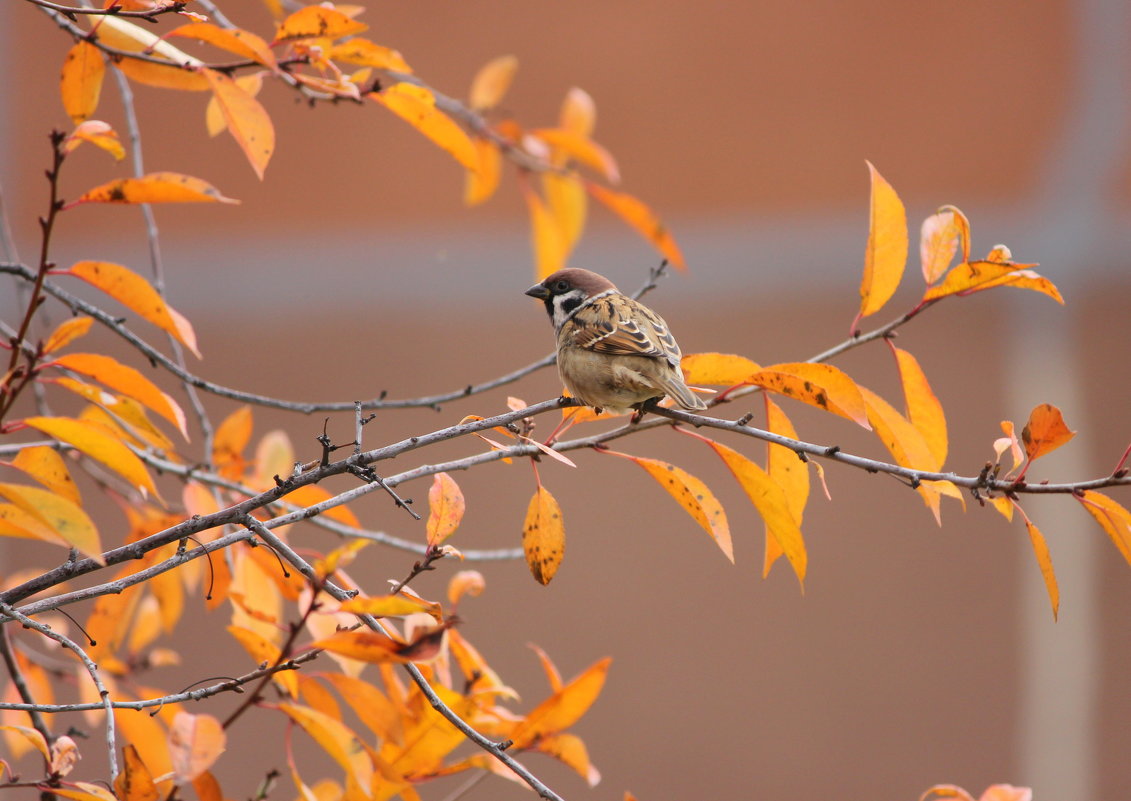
[525,283,550,299]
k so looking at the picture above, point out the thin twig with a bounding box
[0,623,53,746]
[22,0,185,19]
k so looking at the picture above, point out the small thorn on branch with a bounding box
[825,445,841,456]
[736,412,754,426]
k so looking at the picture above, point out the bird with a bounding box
[525,268,708,415]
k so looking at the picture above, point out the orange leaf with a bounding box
[227,625,297,697]
[510,657,611,749]
[282,484,361,529]
[858,161,908,318]
[523,183,566,280]
[528,642,564,693]
[1020,403,1075,463]
[534,733,601,787]
[168,713,225,782]
[63,260,200,356]
[447,570,485,607]
[0,725,51,762]
[995,420,1025,474]
[23,416,156,496]
[464,137,501,206]
[922,259,1037,301]
[328,38,412,72]
[53,353,188,438]
[115,57,211,91]
[93,16,209,91]
[747,362,870,429]
[337,595,434,618]
[114,744,159,801]
[53,380,175,454]
[542,171,587,263]
[166,23,277,68]
[277,704,373,789]
[60,40,105,124]
[50,784,118,801]
[586,182,685,270]
[1021,513,1059,620]
[425,472,465,546]
[523,485,566,584]
[532,128,620,184]
[893,347,947,468]
[203,69,275,180]
[213,406,253,480]
[681,352,762,386]
[368,84,479,172]
[616,453,733,563]
[274,6,368,42]
[559,87,596,137]
[191,773,223,801]
[859,387,936,472]
[0,501,68,545]
[1076,491,1131,568]
[65,172,238,207]
[469,54,518,111]
[919,206,968,285]
[979,269,1065,304]
[12,445,80,505]
[312,538,369,582]
[701,436,804,583]
[43,316,93,354]
[310,626,448,664]
[319,673,404,747]
[764,397,809,579]
[63,120,125,161]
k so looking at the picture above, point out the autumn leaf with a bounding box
[62,260,200,356]
[542,171,588,263]
[587,182,685,269]
[681,352,762,387]
[277,704,373,790]
[213,406,253,480]
[319,673,404,747]
[114,744,159,801]
[426,472,465,546]
[532,128,620,183]
[168,713,226,782]
[763,397,809,579]
[510,656,611,748]
[368,84,479,172]
[922,259,1036,300]
[464,137,502,206]
[523,485,566,584]
[1020,403,1075,464]
[60,40,105,124]
[166,23,277,68]
[52,353,188,438]
[919,206,969,285]
[469,54,518,111]
[42,316,93,354]
[63,120,125,161]
[275,6,368,41]
[227,625,297,697]
[892,347,947,468]
[607,451,733,563]
[312,539,369,581]
[1076,491,1131,568]
[747,362,870,429]
[1020,511,1059,620]
[858,161,908,319]
[0,725,51,762]
[23,416,157,496]
[65,172,238,208]
[328,39,412,72]
[202,69,275,179]
[523,183,566,280]
[50,784,118,801]
[280,485,361,529]
[310,625,449,664]
[12,445,80,505]
[338,594,436,618]
[560,87,596,136]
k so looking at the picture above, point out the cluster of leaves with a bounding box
[2,2,1131,801]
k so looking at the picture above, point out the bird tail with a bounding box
[658,376,708,411]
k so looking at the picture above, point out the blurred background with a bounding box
[3,1,1131,799]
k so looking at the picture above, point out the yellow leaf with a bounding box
[65,172,238,207]
[919,206,968,285]
[523,184,566,280]
[979,269,1065,304]
[859,387,936,471]
[464,137,501,206]
[1020,403,1075,464]
[203,69,275,180]
[1022,515,1059,620]
[64,260,200,356]
[425,471,465,546]
[533,128,619,183]
[281,485,361,529]
[747,362,870,429]
[168,712,226,782]
[858,161,908,318]
[996,420,1025,473]
[23,415,156,496]
[206,73,262,137]
[369,84,479,172]
[115,57,211,92]
[0,483,101,560]
[227,625,297,697]
[53,353,187,438]
[1077,491,1131,568]
[12,445,80,505]
[681,352,762,387]
[468,54,518,111]
[586,182,685,270]
[319,673,404,747]
[213,406,253,480]
[523,485,566,584]
[113,708,173,791]
[53,380,175,454]
[0,501,68,545]
[702,436,805,584]
[311,626,448,664]
[338,594,434,618]
[893,347,947,468]
[559,87,596,137]
[274,6,368,42]
[510,657,611,748]
[43,316,93,354]
[63,120,125,161]
[114,744,159,801]
[0,725,51,762]
[542,171,587,262]
[166,23,277,68]
[52,783,118,801]
[619,453,733,563]
[328,39,412,72]
[764,397,809,579]
[278,704,374,789]
[60,40,105,124]
[921,259,1038,301]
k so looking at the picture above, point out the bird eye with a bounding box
[553,280,569,292]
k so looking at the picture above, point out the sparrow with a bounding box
[525,268,708,415]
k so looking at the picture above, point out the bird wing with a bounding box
[564,294,682,368]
